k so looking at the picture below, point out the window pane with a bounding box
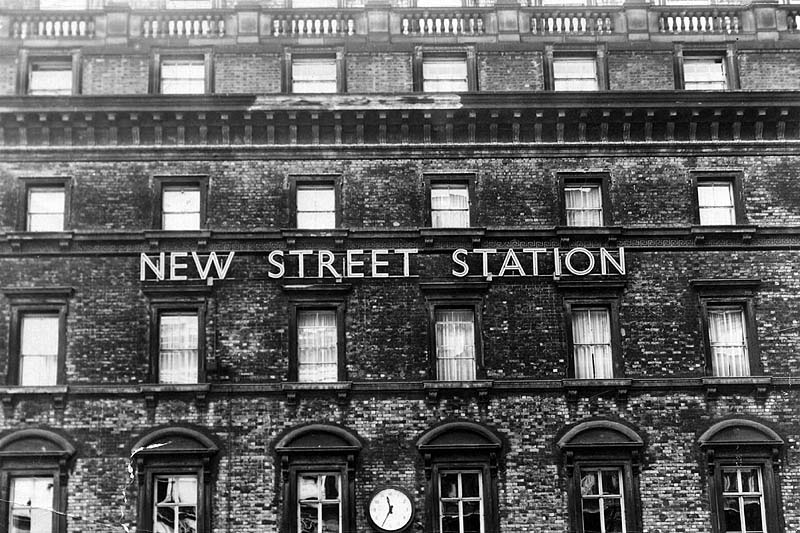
[155,476,198,533]
[724,497,742,532]
[581,497,601,533]
[698,182,735,225]
[292,0,338,6]
[604,499,624,533]
[581,471,599,496]
[321,504,340,533]
[708,307,749,377]
[39,0,87,8]
[297,310,338,382]
[439,472,483,533]
[296,473,341,533]
[292,58,337,94]
[10,477,53,533]
[161,59,205,95]
[462,501,482,533]
[435,309,476,381]
[297,185,336,229]
[165,0,212,7]
[29,62,72,96]
[423,57,468,92]
[159,313,199,384]
[417,0,463,6]
[440,473,459,499]
[28,187,65,232]
[684,58,727,90]
[564,184,602,226]
[431,183,470,228]
[743,498,764,532]
[299,502,318,533]
[572,308,613,379]
[601,470,621,496]
[20,314,59,386]
[553,58,598,91]
[162,186,201,231]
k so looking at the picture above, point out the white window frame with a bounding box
[38,0,87,9]
[564,183,603,227]
[9,476,55,533]
[683,56,728,90]
[296,184,336,229]
[719,466,768,533]
[697,181,736,226]
[434,309,476,381]
[707,305,749,377]
[161,184,202,231]
[165,0,213,8]
[578,467,627,533]
[153,475,199,533]
[296,309,339,383]
[291,56,338,94]
[430,182,470,228]
[422,55,469,93]
[571,307,613,380]
[158,312,199,384]
[438,470,485,533]
[26,186,66,232]
[553,57,599,92]
[160,57,206,95]
[19,313,60,387]
[296,472,343,533]
[28,59,73,96]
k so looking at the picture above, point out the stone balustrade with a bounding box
[657,8,741,34]
[528,11,614,34]
[270,12,357,37]
[9,13,94,39]
[140,12,226,38]
[400,11,486,36]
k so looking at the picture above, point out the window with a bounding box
[553,57,599,91]
[292,57,338,94]
[159,57,206,95]
[39,0,87,8]
[132,428,218,533]
[0,430,75,533]
[558,420,644,533]
[430,182,470,228]
[155,178,207,231]
[417,0,463,6]
[415,48,476,93]
[684,56,727,90]
[697,181,737,226]
[26,186,66,232]
[297,310,338,382]
[438,471,484,533]
[692,279,760,378]
[296,183,336,229]
[291,0,338,6]
[297,473,342,533]
[561,281,623,380]
[435,309,476,381]
[564,183,602,227]
[165,0,212,8]
[571,307,612,379]
[158,312,200,384]
[275,424,362,533]
[4,288,71,388]
[286,285,349,383]
[28,59,73,96]
[417,422,502,533]
[699,419,785,533]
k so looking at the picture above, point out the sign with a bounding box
[140,247,626,281]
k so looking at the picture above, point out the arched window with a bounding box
[0,428,75,533]
[699,418,785,533]
[557,419,644,533]
[417,422,502,533]
[131,427,219,533]
[275,424,362,533]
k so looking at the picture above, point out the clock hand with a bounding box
[381,497,394,527]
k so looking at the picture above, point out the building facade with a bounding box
[1,1,800,532]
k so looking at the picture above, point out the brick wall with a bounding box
[346,52,413,93]
[0,56,17,96]
[479,51,544,91]
[82,55,149,95]
[608,50,674,90]
[214,53,282,94]
[739,50,800,90]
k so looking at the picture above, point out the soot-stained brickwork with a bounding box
[1,1,800,532]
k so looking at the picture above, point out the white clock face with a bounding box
[368,488,414,532]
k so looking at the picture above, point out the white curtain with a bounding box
[155,476,197,533]
[431,185,469,228]
[564,185,602,226]
[435,310,476,381]
[572,308,612,379]
[698,183,735,225]
[422,58,468,92]
[20,315,59,386]
[10,477,53,533]
[159,314,199,384]
[298,311,338,382]
[708,308,749,377]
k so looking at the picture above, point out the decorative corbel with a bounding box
[705,449,716,475]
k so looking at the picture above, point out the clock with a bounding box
[367,487,414,532]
